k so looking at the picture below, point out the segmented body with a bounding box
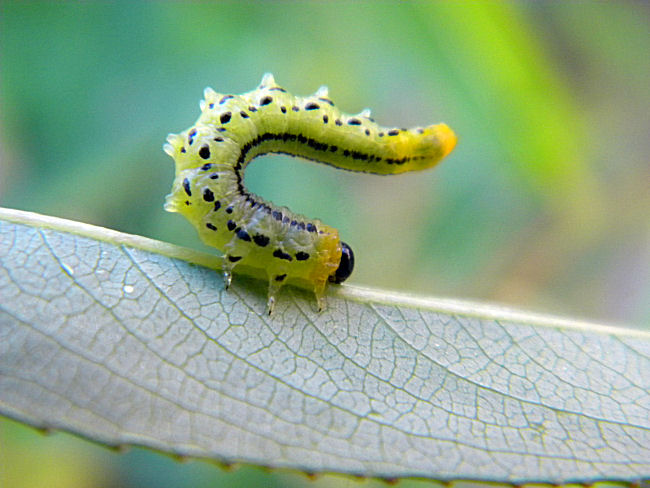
[164,74,456,313]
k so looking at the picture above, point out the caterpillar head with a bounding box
[329,241,354,284]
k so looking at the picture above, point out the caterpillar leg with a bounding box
[315,294,326,313]
[222,269,233,289]
[221,253,243,290]
[266,274,287,316]
[221,236,251,290]
[266,277,327,315]
[313,279,328,313]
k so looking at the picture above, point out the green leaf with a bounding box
[1,208,648,484]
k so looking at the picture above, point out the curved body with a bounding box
[164,74,456,313]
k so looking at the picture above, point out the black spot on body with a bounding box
[365,129,370,136]
[295,252,309,261]
[203,188,214,202]
[305,103,319,110]
[269,87,287,92]
[253,234,270,247]
[307,138,328,151]
[227,220,236,231]
[306,223,317,233]
[281,106,287,113]
[214,200,221,211]
[275,274,287,282]
[272,211,282,221]
[335,119,342,126]
[388,129,399,136]
[219,95,233,104]
[292,106,299,112]
[206,223,217,231]
[210,173,219,179]
[348,118,361,125]
[183,178,191,196]
[201,163,212,171]
[260,96,273,105]
[228,255,242,262]
[236,229,251,241]
[226,206,233,214]
[199,145,211,159]
[273,249,292,261]
[220,112,232,124]
[352,151,368,161]
[323,114,329,123]
[240,111,249,118]
[249,106,257,112]
[214,137,224,142]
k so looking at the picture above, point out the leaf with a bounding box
[0,208,648,484]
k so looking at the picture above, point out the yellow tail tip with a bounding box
[432,123,457,159]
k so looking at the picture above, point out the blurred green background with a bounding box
[1,2,648,487]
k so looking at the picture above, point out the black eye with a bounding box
[329,241,354,284]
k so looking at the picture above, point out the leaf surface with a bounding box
[0,208,648,483]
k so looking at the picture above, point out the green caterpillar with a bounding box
[164,74,456,314]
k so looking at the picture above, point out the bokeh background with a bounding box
[1,2,648,487]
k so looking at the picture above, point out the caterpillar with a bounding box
[164,74,456,314]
